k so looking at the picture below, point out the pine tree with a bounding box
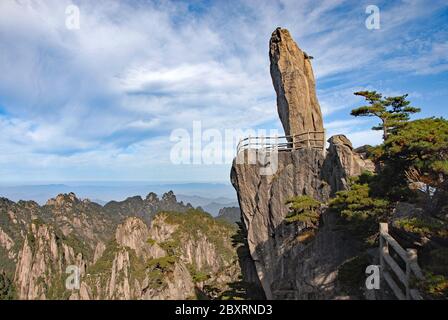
[350,91,420,140]
[382,117,448,195]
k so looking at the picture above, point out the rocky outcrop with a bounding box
[103,191,193,225]
[71,212,241,300]
[216,207,241,225]
[14,221,87,299]
[0,227,15,259]
[323,135,375,193]
[231,28,375,300]
[1,191,242,300]
[231,145,372,299]
[43,193,113,249]
[269,27,324,138]
[232,148,327,299]
[115,217,153,259]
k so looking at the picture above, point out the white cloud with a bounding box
[0,0,446,181]
[346,130,383,148]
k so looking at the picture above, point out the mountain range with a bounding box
[0,191,251,300]
[0,183,238,216]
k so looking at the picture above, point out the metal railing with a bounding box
[379,223,424,300]
[237,130,325,154]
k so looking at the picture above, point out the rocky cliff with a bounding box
[74,211,240,300]
[216,207,241,225]
[269,27,324,138]
[0,192,243,300]
[104,191,193,225]
[231,28,374,299]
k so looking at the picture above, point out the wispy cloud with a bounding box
[0,0,447,182]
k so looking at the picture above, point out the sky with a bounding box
[0,0,447,184]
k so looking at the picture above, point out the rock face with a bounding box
[231,28,375,300]
[76,213,240,300]
[216,207,241,225]
[0,191,242,300]
[269,27,324,138]
[231,146,373,299]
[104,191,193,225]
[323,135,375,193]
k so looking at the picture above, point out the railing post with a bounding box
[406,249,418,300]
[379,223,389,275]
[247,134,255,164]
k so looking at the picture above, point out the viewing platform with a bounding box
[237,130,326,154]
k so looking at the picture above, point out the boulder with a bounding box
[323,135,375,192]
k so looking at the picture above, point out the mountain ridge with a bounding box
[0,191,250,300]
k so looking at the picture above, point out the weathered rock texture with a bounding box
[323,135,375,193]
[231,146,372,299]
[269,27,324,138]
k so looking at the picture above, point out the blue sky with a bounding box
[0,0,447,183]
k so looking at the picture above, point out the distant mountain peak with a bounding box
[45,192,81,206]
[161,190,176,203]
[145,192,159,203]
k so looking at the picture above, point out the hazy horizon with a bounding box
[0,181,239,211]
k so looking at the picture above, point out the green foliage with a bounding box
[146,238,156,245]
[381,117,448,192]
[159,240,179,257]
[128,250,147,283]
[217,283,248,300]
[87,240,119,276]
[417,272,448,299]
[146,255,177,289]
[146,256,177,271]
[230,222,246,248]
[46,275,71,300]
[393,217,448,239]
[424,248,448,276]
[337,254,370,297]
[187,264,210,283]
[351,91,420,140]
[59,233,93,262]
[0,271,15,300]
[284,196,321,226]
[159,209,237,263]
[330,175,391,244]
[0,247,16,276]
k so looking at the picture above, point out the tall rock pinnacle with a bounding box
[269,27,324,138]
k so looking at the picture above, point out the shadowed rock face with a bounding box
[231,149,332,299]
[269,27,324,138]
[231,147,370,299]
